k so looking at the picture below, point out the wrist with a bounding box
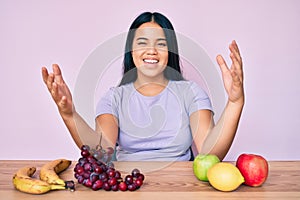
[227,97,244,111]
[60,109,76,122]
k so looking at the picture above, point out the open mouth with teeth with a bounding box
[143,59,159,64]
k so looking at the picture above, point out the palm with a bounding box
[217,41,244,104]
[42,64,74,116]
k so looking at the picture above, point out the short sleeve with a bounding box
[186,81,213,116]
[95,87,119,119]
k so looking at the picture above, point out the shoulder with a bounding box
[169,80,210,100]
[168,80,202,91]
[104,83,134,97]
[96,83,134,116]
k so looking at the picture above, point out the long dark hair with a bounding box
[119,12,184,86]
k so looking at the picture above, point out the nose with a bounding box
[146,46,157,55]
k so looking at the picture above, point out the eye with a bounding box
[157,42,167,48]
[157,42,167,47]
[137,42,147,46]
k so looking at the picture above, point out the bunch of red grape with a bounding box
[74,145,145,191]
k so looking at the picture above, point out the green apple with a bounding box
[193,154,220,181]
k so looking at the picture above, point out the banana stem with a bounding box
[65,180,76,191]
[50,184,67,190]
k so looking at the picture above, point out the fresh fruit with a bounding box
[193,154,220,181]
[12,166,72,194]
[39,159,72,186]
[236,153,269,187]
[86,144,115,165]
[207,162,244,192]
[73,145,145,191]
[118,182,128,191]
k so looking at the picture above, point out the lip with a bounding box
[143,58,159,64]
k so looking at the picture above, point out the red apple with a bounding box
[236,153,269,187]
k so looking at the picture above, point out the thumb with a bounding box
[216,55,229,75]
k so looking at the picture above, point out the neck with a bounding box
[134,70,168,87]
[134,77,169,97]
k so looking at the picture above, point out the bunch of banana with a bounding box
[39,159,71,185]
[12,159,75,195]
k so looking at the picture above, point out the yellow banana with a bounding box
[12,166,66,194]
[39,159,72,186]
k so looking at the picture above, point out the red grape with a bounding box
[90,172,99,183]
[92,180,103,191]
[74,145,145,192]
[125,175,133,184]
[81,149,90,158]
[108,177,117,186]
[127,184,137,191]
[83,162,92,172]
[111,184,119,191]
[83,179,93,188]
[107,169,116,177]
[137,173,145,181]
[94,165,103,174]
[81,145,90,151]
[76,165,84,175]
[118,182,128,191]
[115,171,121,179]
[77,175,84,184]
[134,178,143,187]
[102,182,111,191]
[83,172,91,179]
[131,168,140,177]
[99,172,108,181]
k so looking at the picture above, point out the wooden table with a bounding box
[0,160,299,199]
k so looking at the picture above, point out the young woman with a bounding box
[42,12,244,161]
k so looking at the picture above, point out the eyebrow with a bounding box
[136,37,166,41]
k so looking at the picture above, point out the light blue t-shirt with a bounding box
[95,80,213,161]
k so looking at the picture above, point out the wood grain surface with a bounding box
[0,160,299,199]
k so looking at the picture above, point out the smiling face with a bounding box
[131,22,169,84]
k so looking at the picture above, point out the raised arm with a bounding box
[191,40,244,161]
[41,64,116,149]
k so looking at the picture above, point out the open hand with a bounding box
[42,64,74,117]
[217,40,244,105]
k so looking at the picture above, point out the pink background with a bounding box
[1,0,299,161]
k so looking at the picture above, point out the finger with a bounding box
[59,96,68,108]
[230,52,243,81]
[229,41,243,79]
[232,40,240,54]
[52,64,65,84]
[230,40,241,57]
[41,67,49,84]
[45,72,55,92]
[229,40,242,65]
[216,55,230,75]
[229,50,242,69]
[51,82,62,103]
[231,70,242,88]
[229,51,241,69]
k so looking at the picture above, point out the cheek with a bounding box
[131,51,141,67]
[160,51,169,65]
